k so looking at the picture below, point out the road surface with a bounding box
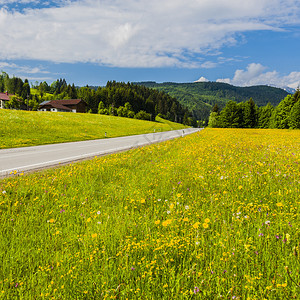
[0,128,201,177]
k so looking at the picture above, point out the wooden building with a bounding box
[38,99,87,113]
[0,92,12,109]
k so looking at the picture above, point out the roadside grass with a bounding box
[0,110,187,149]
[0,128,299,299]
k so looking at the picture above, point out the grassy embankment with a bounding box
[0,109,187,149]
[0,128,299,299]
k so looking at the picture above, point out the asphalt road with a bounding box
[0,128,201,177]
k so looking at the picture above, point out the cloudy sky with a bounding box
[0,0,299,88]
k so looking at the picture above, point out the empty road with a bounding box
[0,128,201,177]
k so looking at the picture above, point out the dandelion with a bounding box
[204,218,210,223]
[276,202,283,207]
[91,233,97,238]
[140,199,145,204]
[162,219,172,227]
[203,223,209,229]
[47,219,55,223]
[193,222,200,229]
[155,220,160,225]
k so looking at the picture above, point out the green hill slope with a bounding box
[134,82,289,120]
[0,110,187,149]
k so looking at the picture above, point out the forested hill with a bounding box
[133,81,289,121]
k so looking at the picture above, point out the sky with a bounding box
[0,0,300,89]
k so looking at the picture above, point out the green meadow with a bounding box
[0,128,299,299]
[0,109,187,149]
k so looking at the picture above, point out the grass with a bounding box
[0,128,299,299]
[0,109,187,149]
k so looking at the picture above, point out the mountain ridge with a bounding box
[133,81,290,121]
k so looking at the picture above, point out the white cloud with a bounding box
[0,61,50,81]
[0,0,299,67]
[200,61,218,69]
[217,63,300,89]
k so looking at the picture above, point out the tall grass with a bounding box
[0,109,187,148]
[0,128,299,299]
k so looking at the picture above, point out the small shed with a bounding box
[0,92,12,109]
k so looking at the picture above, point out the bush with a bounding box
[134,110,151,121]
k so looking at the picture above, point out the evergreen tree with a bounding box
[243,98,258,128]
[258,103,274,128]
[208,112,220,127]
[219,100,242,128]
[212,104,220,113]
[269,95,297,128]
[288,99,300,129]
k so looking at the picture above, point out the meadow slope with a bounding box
[0,110,187,149]
[0,128,299,299]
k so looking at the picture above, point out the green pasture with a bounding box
[0,109,187,149]
[0,128,299,299]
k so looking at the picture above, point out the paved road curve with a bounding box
[0,128,201,177]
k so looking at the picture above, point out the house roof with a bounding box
[39,99,86,108]
[47,103,72,111]
[51,99,86,106]
[40,100,50,106]
[0,92,13,101]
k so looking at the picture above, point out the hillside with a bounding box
[134,81,289,120]
[0,109,187,149]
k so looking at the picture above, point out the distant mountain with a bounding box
[133,81,290,120]
[283,86,296,94]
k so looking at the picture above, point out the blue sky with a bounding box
[0,0,299,89]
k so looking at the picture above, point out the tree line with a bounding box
[0,73,196,125]
[208,90,300,129]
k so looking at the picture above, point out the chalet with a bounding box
[0,92,12,109]
[38,99,87,113]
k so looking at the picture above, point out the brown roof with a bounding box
[47,102,72,111]
[39,99,86,109]
[51,99,85,105]
[0,92,13,101]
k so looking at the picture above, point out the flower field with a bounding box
[0,109,186,149]
[0,128,299,299]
